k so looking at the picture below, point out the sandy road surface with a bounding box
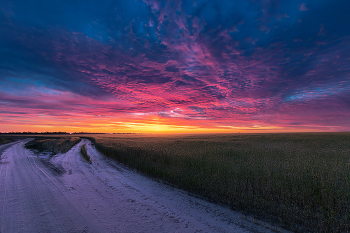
[0,139,290,233]
[0,141,17,159]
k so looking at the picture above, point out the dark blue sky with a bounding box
[0,0,349,133]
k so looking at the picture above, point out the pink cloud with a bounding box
[299,3,309,11]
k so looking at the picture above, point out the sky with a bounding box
[0,0,349,133]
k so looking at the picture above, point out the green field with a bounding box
[86,133,350,232]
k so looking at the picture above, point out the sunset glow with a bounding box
[0,0,349,133]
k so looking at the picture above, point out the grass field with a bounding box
[0,137,15,145]
[86,133,350,233]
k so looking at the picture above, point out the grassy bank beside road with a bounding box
[89,133,350,233]
[25,137,81,154]
[0,137,15,145]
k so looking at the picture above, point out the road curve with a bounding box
[0,139,290,233]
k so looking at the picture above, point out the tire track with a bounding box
[0,140,103,233]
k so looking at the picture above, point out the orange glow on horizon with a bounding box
[0,118,343,134]
[0,109,346,134]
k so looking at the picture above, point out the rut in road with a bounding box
[0,139,290,233]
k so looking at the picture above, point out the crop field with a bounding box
[86,133,350,232]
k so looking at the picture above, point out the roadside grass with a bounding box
[25,137,81,154]
[0,137,15,145]
[87,133,350,233]
[80,144,92,164]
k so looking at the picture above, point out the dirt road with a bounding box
[0,139,289,233]
[0,141,17,159]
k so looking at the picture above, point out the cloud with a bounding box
[299,3,309,11]
[0,0,350,132]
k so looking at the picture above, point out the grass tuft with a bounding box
[80,144,92,164]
